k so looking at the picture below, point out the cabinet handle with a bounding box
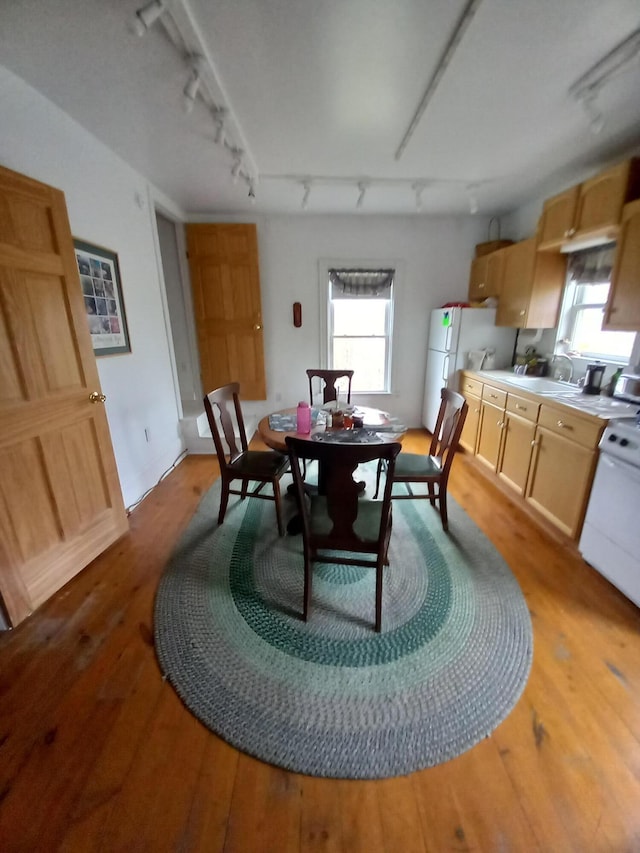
[568,227,576,237]
[519,310,526,316]
[489,393,498,399]
[531,439,539,447]
[478,282,485,289]
[474,408,480,413]
[515,404,527,411]
[556,420,574,430]
[563,229,570,238]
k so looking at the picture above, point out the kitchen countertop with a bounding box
[467,369,639,420]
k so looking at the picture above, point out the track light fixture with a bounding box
[230,149,244,182]
[412,181,427,212]
[212,107,228,144]
[569,27,640,135]
[129,0,166,37]
[182,56,204,114]
[467,185,479,214]
[580,92,605,135]
[247,180,256,203]
[356,181,369,209]
[301,181,311,210]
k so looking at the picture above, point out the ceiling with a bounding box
[1,0,640,217]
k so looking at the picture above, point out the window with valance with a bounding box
[327,267,395,393]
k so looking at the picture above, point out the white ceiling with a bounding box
[1,0,640,217]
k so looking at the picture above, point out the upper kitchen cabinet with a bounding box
[468,248,507,301]
[537,158,640,252]
[603,198,640,330]
[496,238,566,328]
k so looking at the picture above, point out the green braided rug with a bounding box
[154,467,532,779]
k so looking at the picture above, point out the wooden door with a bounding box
[468,255,488,300]
[186,224,266,400]
[0,165,128,626]
[603,199,640,330]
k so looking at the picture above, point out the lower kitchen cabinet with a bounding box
[459,372,604,542]
[459,376,483,453]
[498,411,536,495]
[525,425,597,539]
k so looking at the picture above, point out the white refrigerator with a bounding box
[422,307,516,432]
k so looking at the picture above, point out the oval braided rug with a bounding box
[154,472,533,779]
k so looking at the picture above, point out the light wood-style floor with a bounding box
[1,429,639,852]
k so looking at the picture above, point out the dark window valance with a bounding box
[568,244,615,285]
[329,268,394,299]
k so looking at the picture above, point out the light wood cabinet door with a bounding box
[476,400,504,471]
[497,239,565,329]
[459,392,481,453]
[537,186,580,251]
[497,411,535,495]
[573,160,632,243]
[468,255,488,301]
[496,240,535,327]
[603,198,640,330]
[468,251,505,301]
[525,425,597,539]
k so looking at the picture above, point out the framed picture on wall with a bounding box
[74,239,131,356]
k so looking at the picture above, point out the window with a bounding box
[557,245,635,363]
[327,268,394,393]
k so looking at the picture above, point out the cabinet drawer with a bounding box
[538,405,602,449]
[506,393,539,422]
[461,377,483,397]
[481,385,507,408]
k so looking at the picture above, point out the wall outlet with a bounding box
[144,427,151,443]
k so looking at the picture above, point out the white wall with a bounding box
[0,65,186,509]
[189,212,491,427]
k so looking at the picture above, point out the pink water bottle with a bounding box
[296,400,311,434]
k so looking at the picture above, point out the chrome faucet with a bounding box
[551,353,574,383]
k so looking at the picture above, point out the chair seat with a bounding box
[394,453,442,478]
[229,450,288,479]
[309,496,385,540]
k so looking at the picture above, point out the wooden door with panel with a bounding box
[0,165,128,626]
[186,223,267,400]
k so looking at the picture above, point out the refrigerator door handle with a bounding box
[442,354,450,383]
[444,324,453,352]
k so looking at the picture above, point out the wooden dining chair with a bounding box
[286,436,401,632]
[373,388,468,532]
[204,383,289,536]
[306,369,354,405]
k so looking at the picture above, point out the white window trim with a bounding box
[317,258,403,396]
[556,279,635,367]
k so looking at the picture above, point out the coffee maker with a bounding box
[582,362,606,395]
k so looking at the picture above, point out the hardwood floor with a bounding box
[1,429,639,852]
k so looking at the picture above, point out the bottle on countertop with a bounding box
[606,367,623,397]
[296,401,311,434]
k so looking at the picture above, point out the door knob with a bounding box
[89,391,106,403]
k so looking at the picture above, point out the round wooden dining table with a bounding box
[258,406,405,534]
[257,405,405,452]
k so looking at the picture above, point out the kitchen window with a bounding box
[326,267,395,393]
[557,244,635,363]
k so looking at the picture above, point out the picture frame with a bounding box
[74,239,131,356]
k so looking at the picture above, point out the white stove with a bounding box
[579,414,640,608]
